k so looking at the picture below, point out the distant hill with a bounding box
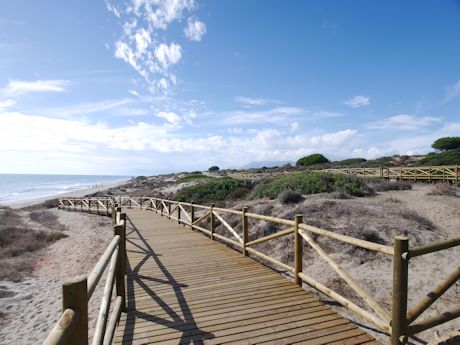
[242,160,292,169]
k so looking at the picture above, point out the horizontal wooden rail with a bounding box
[407,237,460,258]
[87,235,120,300]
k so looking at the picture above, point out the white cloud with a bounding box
[290,122,299,131]
[154,43,182,69]
[44,98,136,117]
[344,95,370,108]
[368,114,442,131]
[107,0,204,94]
[228,127,242,134]
[184,17,207,41]
[0,99,15,111]
[234,96,280,106]
[156,111,181,125]
[444,80,460,102]
[1,79,69,97]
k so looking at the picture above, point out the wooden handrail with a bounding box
[407,238,460,258]
[44,205,126,345]
[43,309,79,345]
[87,236,120,300]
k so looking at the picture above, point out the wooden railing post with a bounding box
[129,198,132,208]
[190,202,195,230]
[210,203,215,240]
[177,203,181,224]
[242,207,248,256]
[168,202,171,219]
[114,214,127,312]
[96,199,99,215]
[62,275,88,345]
[392,236,409,345]
[294,214,303,286]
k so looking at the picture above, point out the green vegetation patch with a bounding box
[174,178,249,204]
[296,153,329,167]
[417,149,460,166]
[252,172,374,199]
[176,174,210,184]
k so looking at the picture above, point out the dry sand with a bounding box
[0,208,113,345]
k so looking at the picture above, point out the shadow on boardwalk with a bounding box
[121,216,214,344]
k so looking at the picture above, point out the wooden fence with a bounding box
[43,203,126,345]
[54,196,460,345]
[228,165,460,182]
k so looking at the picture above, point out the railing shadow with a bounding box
[121,215,214,344]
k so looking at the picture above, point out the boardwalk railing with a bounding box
[228,165,460,182]
[43,203,126,345]
[55,196,460,345]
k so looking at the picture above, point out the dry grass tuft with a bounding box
[29,210,67,230]
[428,183,458,197]
[366,179,412,192]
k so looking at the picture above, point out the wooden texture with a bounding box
[113,209,380,344]
[62,276,88,345]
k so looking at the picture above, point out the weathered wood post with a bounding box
[456,164,459,182]
[210,203,215,240]
[62,275,88,345]
[242,207,248,256]
[114,214,127,311]
[168,202,171,219]
[96,199,99,215]
[129,198,132,208]
[177,203,181,224]
[190,202,195,230]
[391,236,409,345]
[74,200,76,212]
[294,214,303,286]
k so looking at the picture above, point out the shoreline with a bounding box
[3,180,129,209]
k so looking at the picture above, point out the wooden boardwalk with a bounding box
[113,208,381,345]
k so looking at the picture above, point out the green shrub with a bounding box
[174,178,250,204]
[176,174,210,184]
[296,153,329,167]
[332,158,367,167]
[208,166,220,172]
[417,149,460,166]
[47,231,68,242]
[252,172,374,199]
[431,137,460,151]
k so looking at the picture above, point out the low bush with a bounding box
[0,208,23,228]
[29,210,66,230]
[366,179,412,192]
[176,174,210,184]
[399,210,435,230]
[252,172,374,199]
[47,231,68,242]
[278,190,304,204]
[174,178,250,204]
[417,149,460,166]
[227,187,251,200]
[0,227,48,257]
[428,183,458,196]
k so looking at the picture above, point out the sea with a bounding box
[0,174,129,205]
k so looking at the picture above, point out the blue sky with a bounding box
[1,0,460,175]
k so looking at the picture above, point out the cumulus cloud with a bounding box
[184,17,207,41]
[154,43,182,69]
[344,95,370,108]
[156,111,181,125]
[368,114,442,131]
[1,79,69,97]
[444,79,460,103]
[107,0,206,94]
